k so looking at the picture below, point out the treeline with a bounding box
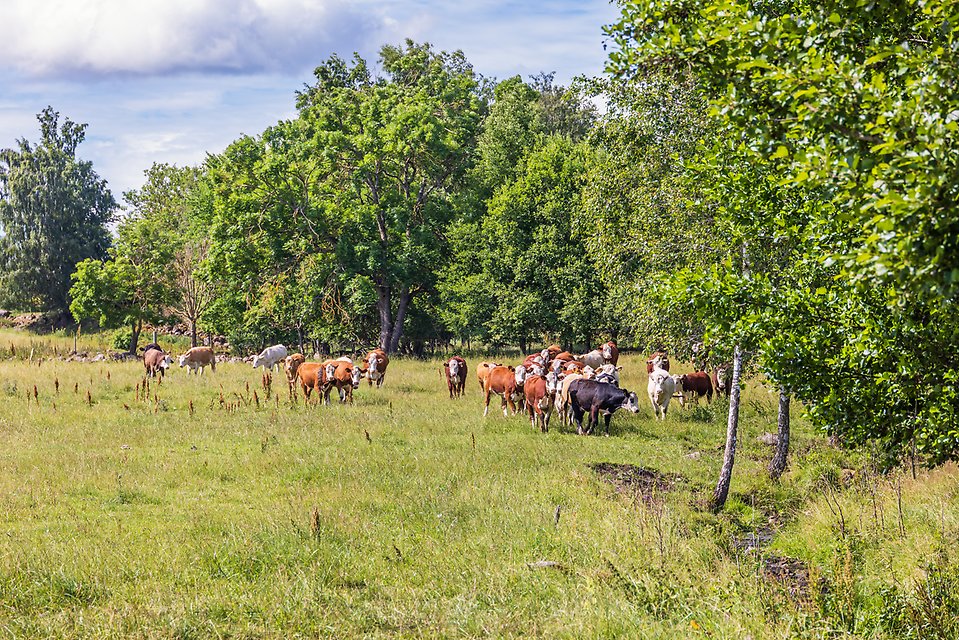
[2,0,959,467]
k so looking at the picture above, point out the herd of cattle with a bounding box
[139,341,731,436]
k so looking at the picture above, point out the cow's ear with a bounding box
[616,366,623,371]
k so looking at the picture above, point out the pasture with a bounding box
[1,331,957,638]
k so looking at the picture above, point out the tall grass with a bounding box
[0,329,955,637]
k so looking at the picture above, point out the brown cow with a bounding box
[676,371,713,405]
[600,340,619,365]
[476,362,501,392]
[365,349,389,388]
[144,348,172,378]
[524,371,561,432]
[645,351,670,374]
[295,362,327,401]
[443,356,467,399]
[546,344,563,359]
[178,347,216,375]
[483,365,525,417]
[712,364,732,397]
[284,353,306,396]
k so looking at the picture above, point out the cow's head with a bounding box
[582,365,595,379]
[325,363,336,383]
[514,364,528,386]
[160,355,172,369]
[621,390,641,413]
[539,348,550,362]
[178,354,188,368]
[529,363,545,377]
[601,344,613,361]
[351,366,365,388]
[551,359,564,373]
[671,375,686,406]
[251,355,261,368]
[651,354,669,371]
[448,358,460,379]
[367,354,379,374]
[545,371,561,396]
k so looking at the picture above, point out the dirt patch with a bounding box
[763,554,812,602]
[589,462,686,504]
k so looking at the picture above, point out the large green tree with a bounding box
[0,107,116,313]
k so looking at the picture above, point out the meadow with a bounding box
[0,329,957,638]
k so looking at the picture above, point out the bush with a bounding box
[112,328,133,351]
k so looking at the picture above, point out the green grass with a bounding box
[0,328,956,638]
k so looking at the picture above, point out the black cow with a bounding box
[568,379,641,436]
[142,343,162,354]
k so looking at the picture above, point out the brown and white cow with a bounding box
[365,349,389,388]
[600,340,619,365]
[712,364,732,397]
[144,347,173,378]
[476,362,501,393]
[443,356,467,399]
[524,371,561,432]
[483,365,525,417]
[178,347,216,375]
[645,351,670,374]
[322,359,361,404]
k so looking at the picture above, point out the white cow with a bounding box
[647,361,676,420]
[252,344,288,372]
[594,364,622,386]
[578,350,605,369]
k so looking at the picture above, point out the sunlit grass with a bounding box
[0,328,955,637]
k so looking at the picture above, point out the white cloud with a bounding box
[0,0,394,77]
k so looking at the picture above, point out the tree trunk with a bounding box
[129,319,142,355]
[769,389,791,481]
[190,321,198,348]
[387,288,411,354]
[152,329,157,344]
[519,337,528,355]
[376,284,393,352]
[298,325,305,355]
[712,344,743,511]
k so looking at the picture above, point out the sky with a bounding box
[0,0,620,205]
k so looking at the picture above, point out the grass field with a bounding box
[1,329,957,638]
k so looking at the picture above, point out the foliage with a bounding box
[606,0,959,463]
[0,107,116,314]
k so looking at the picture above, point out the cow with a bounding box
[321,359,360,404]
[144,348,172,378]
[252,344,288,372]
[284,353,306,395]
[646,351,670,374]
[142,342,162,354]
[443,356,467,399]
[546,344,564,359]
[647,360,676,420]
[556,372,585,427]
[178,347,216,375]
[594,364,622,386]
[564,360,588,375]
[578,350,605,369]
[523,353,547,369]
[568,379,641,436]
[294,362,327,401]
[365,349,389,388]
[712,364,732,397]
[677,371,713,405]
[476,362,501,392]
[524,371,561,432]
[600,340,619,365]
[483,365,525,417]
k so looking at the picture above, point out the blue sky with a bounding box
[0,0,620,205]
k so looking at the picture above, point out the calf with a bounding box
[524,371,561,432]
[284,353,306,396]
[252,344,288,372]
[144,348,172,378]
[647,362,676,420]
[483,365,524,417]
[322,360,359,404]
[443,356,468,399]
[476,362,501,392]
[712,364,732,397]
[178,347,216,375]
[365,349,389,388]
[568,379,641,436]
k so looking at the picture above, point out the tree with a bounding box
[296,42,483,353]
[0,107,116,313]
[607,0,959,464]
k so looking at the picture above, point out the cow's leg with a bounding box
[588,406,600,435]
[571,403,585,435]
[483,388,491,417]
[604,413,612,436]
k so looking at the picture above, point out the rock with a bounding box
[0,310,9,318]
[757,432,779,446]
[684,451,702,460]
[92,353,106,362]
